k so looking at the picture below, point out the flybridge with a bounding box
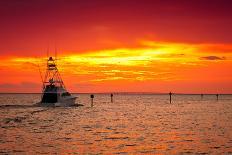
[47,57,57,69]
[43,57,65,87]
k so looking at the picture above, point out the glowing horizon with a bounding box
[1,40,231,93]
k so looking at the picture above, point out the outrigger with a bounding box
[37,57,77,106]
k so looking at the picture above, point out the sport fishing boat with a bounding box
[37,56,77,106]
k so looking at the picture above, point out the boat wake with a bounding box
[0,103,83,109]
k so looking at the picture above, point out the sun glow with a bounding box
[63,43,196,67]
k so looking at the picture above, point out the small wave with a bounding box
[3,116,27,124]
[0,104,37,109]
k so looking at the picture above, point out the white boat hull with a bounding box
[55,96,77,107]
[37,96,77,107]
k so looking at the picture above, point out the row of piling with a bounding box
[89,93,221,106]
[169,92,220,103]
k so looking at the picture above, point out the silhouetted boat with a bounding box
[37,57,77,106]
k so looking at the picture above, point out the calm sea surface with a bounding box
[0,94,232,154]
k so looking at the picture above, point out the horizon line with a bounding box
[0,92,231,95]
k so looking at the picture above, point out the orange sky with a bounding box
[0,0,232,93]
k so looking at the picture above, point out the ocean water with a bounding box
[0,93,232,154]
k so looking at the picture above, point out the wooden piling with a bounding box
[169,92,172,103]
[201,94,203,100]
[90,94,94,107]
[111,93,113,103]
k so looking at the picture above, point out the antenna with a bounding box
[55,46,58,67]
[54,41,57,60]
[55,47,57,60]
[47,46,49,58]
[36,58,45,91]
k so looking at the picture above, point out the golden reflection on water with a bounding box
[0,94,232,154]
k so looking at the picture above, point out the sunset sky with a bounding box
[0,0,232,93]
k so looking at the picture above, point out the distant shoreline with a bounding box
[0,92,232,95]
